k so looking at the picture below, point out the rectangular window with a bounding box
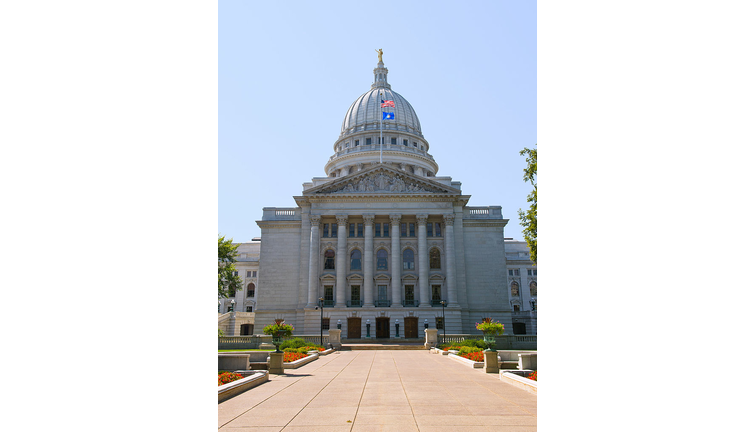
[409,223,415,237]
[349,223,355,237]
[233,271,238,277]
[405,285,414,301]
[403,139,408,146]
[378,285,388,301]
[435,223,442,237]
[527,269,537,276]
[436,317,444,330]
[380,137,385,144]
[322,223,329,237]
[391,137,397,145]
[374,224,381,237]
[248,287,255,297]
[366,138,372,145]
[508,269,520,276]
[246,306,253,312]
[354,140,359,146]
[426,222,433,237]
[253,271,257,277]
[324,286,334,302]
[432,285,442,301]
[351,285,360,302]
[401,223,407,237]
[246,270,251,277]
[383,223,390,237]
[321,318,330,330]
[413,142,417,147]
[357,223,364,237]
[332,224,337,237]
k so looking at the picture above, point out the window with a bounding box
[403,139,408,146]
[383,223,390,237]
[511,281,520,297]
[403,249,414,270]
[401,223,407,237]
[435,223,442,237]
[413,142,417,147]
[380,137,385,144]
[253,271,257,277]
[374,223,381,237]
[246,306,253,312]
[350,250,362,270]
[332,224,337,237]
[527,269,537,276]
[429,249,441,269]
[432,284,442,301]
[323,223,329,237]
[357,223,363,237]
[354,139,359,146]
[405,285,415,301]
[324,249,335,270]
[247,283,255,297]
[435,317,444,330]
[324,286,334,303]
[233,271,238,277]
[376,249,388,270]
[427,222,433,237]
[349,223,355,237]
[409,223,415,237]
[351,285,360,302]
[378,285,388,302]
[508,269,520,276]
[530,281,537,297]
[513,304,520,312]
[391,137,397,145]
[366,138,372,145]
[321,318,330,330]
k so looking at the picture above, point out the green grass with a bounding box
[218,349,274,352]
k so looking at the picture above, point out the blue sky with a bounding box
[219,1,536,242]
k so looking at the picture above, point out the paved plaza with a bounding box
[218,350,537,431]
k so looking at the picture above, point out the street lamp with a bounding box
[319,297,324,346]
[395,319,400,338]
[337,319,341,330]
[230,299,236,312]
[366,319,371,338]
[424,319,428,330]
[440,300,447,344]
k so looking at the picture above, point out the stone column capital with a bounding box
[389,214,402,225]
[310,214,321,224]
[362,214,375,225]
[416,214,429,224]
[336,214,349,225]
[443,214,455,225]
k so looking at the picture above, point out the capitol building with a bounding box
[219,56,537,339]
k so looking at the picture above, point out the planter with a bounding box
[218,371,269,402]
[283,352,319,369]
[448,353,483,368]
[500,371,537,395]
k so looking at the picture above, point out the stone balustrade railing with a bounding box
[218,334,331,350]
[435,334,537,350]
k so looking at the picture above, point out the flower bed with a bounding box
[527,370,537,381]
[458,351,485,362]
[283,352,308,363]
[218,372,244,386]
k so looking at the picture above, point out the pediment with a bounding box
[304,165,459,196]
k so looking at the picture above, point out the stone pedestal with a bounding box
[328,329,342,349]
[269,352,284,375]
[424,328,438,349]
[484,350,499,373]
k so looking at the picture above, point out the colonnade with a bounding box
[305,213,458,308]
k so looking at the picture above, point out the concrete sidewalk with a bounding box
[218,350,536,431]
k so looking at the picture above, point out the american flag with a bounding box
[381,100,395,108]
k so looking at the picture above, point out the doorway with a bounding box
[347,317,361,339]
[240,324,253,335]
[375,317,390,339]
[404,317,419,338]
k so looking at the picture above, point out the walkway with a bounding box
[218,350,536,431]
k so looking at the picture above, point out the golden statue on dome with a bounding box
[375,48,383,63]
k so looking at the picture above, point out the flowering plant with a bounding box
[527,370,537,381]
[218,372,244,386]
[475,318,504,335]
[458,351,485,362]
[263,319,294,337]
[283,352,308,363]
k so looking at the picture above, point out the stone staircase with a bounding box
[340,338,427,350]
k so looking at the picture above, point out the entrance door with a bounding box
[347,317,361,339]
[376,317,390,338]
[404,317,419,338]
[240,324,253,335]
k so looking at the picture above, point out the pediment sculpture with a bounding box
[319,171,447,194]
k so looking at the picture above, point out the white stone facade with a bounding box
[223,59,537,338]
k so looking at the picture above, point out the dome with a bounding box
[339,62,423,139]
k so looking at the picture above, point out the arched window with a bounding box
[324,249,335,270]
[403,249,414,270]
[511,281,519,297]
[529,281,537,297]
[350,249,362,270]
[429,248,441,269]
[376,249,388,270]
[247,283,255,298]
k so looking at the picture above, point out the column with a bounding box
[363,214,375,307]
[390,214,402,307]
[335,214,348,307]
[306,215,321,308]
[417,214,430,307]
[444,214,459,307]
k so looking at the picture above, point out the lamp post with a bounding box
[230,299,236,312]
[440,300,446,344]
[395,319,400,338]
[366,319,371,338]
[424,319,428,330]
[319,297,324,346]
[337,319,341,330]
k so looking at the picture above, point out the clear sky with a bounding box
[219,1,536,242]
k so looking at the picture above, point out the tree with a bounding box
[218,235,242,298]
[518,147,537,265]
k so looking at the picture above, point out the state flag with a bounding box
[381,100,395,108]
[383,112,394,120]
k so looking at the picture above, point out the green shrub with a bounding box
[459,339,487,349]
[458,346,483,354]
[283,348,299,353]
[280,338,308,350]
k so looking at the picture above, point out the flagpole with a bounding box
[379,91,383,164]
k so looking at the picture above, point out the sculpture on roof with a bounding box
[375,48,383,63]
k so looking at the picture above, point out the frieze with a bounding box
[318,171,447,194]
